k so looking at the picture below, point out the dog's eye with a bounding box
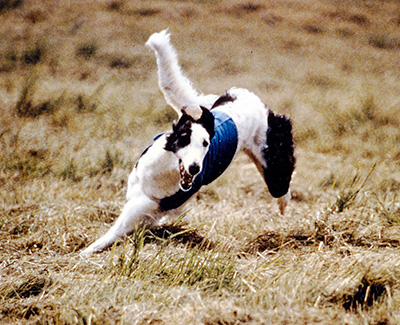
[203,140,209,147]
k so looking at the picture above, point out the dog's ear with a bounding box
[263,111,295,198]
[181,105,215,139]
[166,114,193,152]
[197,107,215,139]
[182,105,203,120]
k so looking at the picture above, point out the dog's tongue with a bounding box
[179,160,194,191]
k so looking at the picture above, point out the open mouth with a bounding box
[179,159,194,191]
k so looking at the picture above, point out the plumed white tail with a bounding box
[146,30,218,116]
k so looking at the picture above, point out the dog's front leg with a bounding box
[80,194,158,255]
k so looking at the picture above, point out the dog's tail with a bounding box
[146,30,217,115]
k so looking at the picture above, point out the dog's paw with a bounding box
[79,247,93,257]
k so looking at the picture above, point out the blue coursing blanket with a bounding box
[159,110,238,211]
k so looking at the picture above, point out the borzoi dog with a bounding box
[81,30,295,255]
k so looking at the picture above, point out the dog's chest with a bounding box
[141,167,180,199]
[136,139,181,199]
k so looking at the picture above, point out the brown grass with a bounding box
[1,0,400,323]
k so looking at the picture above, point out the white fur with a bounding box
[80,30,291,255]
[145,29,218,116]
[129,134,181,200]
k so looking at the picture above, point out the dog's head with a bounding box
[165,106,215,191]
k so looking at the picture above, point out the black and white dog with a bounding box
[81,30,295,255]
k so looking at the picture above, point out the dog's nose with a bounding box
[188,163,200,176]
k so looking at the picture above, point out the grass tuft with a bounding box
[22,45,43,66]
[14,75,61,118]
[368,34,400,50]
[99,150,119,175]
[335,167,374,212]
[0,0,22,12]
[373,192,400,225]
[111,225,147,277]
[132,8,161,17]
[75,94,97,113]
[342,276,387,310]
[303,24,325,34]
[3,275,52,299]
[76,42,98,59]
[59,160,81,182]
[108,223,234,292]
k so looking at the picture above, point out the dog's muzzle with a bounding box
[179,159,196,191]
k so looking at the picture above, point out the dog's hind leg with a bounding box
[80,195,158,255]
[262,111,295,199]
[277,191,291,215]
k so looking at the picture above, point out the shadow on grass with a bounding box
[146,224,215,250]
[245,221,400,254]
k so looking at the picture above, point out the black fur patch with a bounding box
[211,93,236,109]
[262,110,295,198]
[165,107,215,153]
[165,114,193,153]
[196,107,215,139]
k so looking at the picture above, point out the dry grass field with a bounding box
[1,0,400,323]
